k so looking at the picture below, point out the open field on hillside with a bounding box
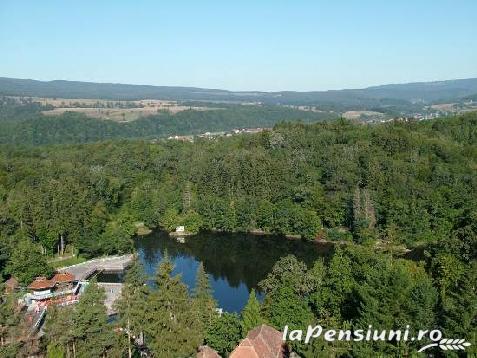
[342,110,388,121]
[24,97,220,121]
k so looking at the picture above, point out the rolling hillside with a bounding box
[1,77,477,106]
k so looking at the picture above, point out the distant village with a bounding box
[163,108,462,144]
[166,127,270,142]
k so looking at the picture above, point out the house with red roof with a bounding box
[230,325,288,358]
[28,277,55,294]
[197,325,289,358]
[25,272,80,310]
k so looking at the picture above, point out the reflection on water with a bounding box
[135,231,332,312]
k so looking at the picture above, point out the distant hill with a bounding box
[0,104,335,146]
[464,93,477,101]
[1,77,477,107]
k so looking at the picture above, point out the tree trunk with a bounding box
[60,234,65,256]
[128,317,132,358]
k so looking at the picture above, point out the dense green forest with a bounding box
[1,111,476,356]
[0,97,334,145]
[1,112,476,261]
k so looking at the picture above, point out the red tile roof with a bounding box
[230,325,286,358]
[52,272,75,283]
[28,277,55,290]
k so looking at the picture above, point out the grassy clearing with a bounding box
[49,256,87,269]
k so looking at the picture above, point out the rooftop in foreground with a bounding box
[230,325,287,358]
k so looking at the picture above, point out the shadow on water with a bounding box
[135,230,332,312]
[96,271,124,283]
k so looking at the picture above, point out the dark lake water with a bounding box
[133,231,332,313]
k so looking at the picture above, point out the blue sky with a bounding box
[0,0,476,91]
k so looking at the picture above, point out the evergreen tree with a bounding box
[355,260,438,355]
[262,285,314,330]
[43,306,74,357]
[259,255,314,330]
[439,262,477,355]
[72,280,115,358]
[114,259,149,358]
[0,288,21,348]
[241,288,264,336]
[205,313,242,357]
[312,247,354,321]
[193,262,217,329]
[145,254,202,357]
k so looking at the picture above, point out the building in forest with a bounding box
[25,272,81,311]
[230,325,288,358]
[197,325,288,358]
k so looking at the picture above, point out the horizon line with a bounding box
[2,75,477,94]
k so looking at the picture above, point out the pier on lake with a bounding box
[57,254,134,280]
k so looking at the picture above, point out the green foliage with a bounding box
[160,208,180,232]
[97,220,134,255]
[259,256,315,332]
[114,259,150,349]
[258,248,460,357]
[324,228,353,242]
[311,248,354,321]
[0,343,20,358]
[439,262,477,355]
[144,255,203,357]
[6,239,53,285]
[182,210,204,234]
[0,289,21,349]
[0,239,11,281]
[72,280,114,357]
[46,344,65,358]
[0,111,476,356]
[193,262,217,329]
[1,113,476,260]
[259,255,308,295]
[45,283,124,357]
[205,313,242,356]
[48,255,86,269]
[0,103,333,146]
[262,285,314,330]
[44,306,75,356]
[161,209,204,234]
[241,289,265,336]
[129,182,161,227]
[355,260,438,355]
[430,253,465,298]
